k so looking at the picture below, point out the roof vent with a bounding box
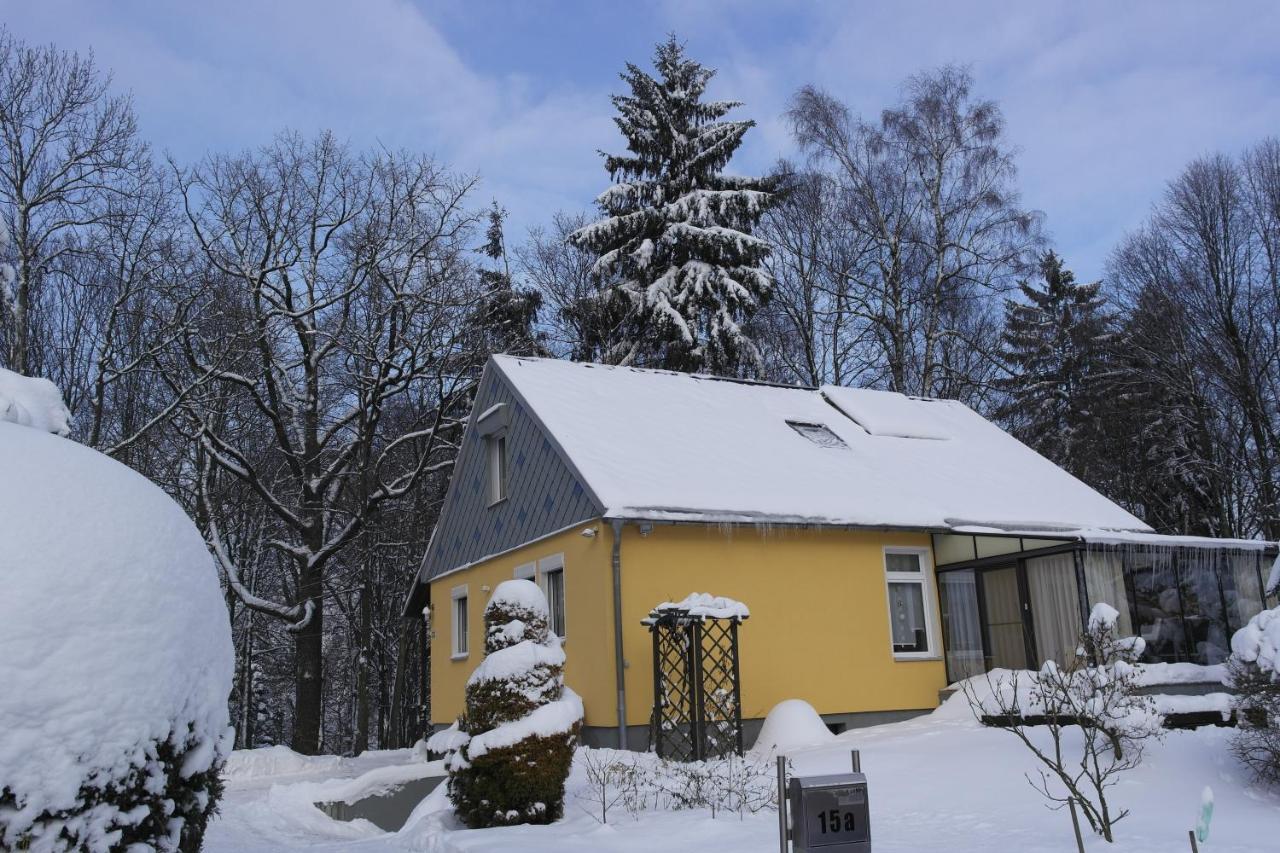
[787,420,848,450]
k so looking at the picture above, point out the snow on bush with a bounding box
[750,699,834,755]
[0,417,234,851]
[442,579,582,828]
[1227,604,1280,782]
[0,366,71,436]
[963,602,1163,842]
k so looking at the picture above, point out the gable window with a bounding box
[884,549,936,658]
[538,553,566,638]
[451,585,469,658]
[487,434,508,505]
[787,420,848,449]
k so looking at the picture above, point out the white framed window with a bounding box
[538,553,566,639]
[883,548,937,658]
[450,584,469,659]
[514,561,536,581]
[487,434,508,505]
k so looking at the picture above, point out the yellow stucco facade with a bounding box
[428,520,948,733]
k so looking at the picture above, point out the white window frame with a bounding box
[450,584,470,659]
[537,553,567,639]
[883,547,939,660]
[487,434,508,506]
[514,561,536,581]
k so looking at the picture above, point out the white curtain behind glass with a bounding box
[1083,551,1133,635]
[1026,553,1082,667]
[939,571,984,680]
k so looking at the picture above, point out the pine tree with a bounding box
[469,202,547,358]
[996,252,1111,481]
[569,35,778,375]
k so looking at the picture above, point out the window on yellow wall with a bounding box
[884,549,935,657]
[538,553,566,638]
[451,584,469,658]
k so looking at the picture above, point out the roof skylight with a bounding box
[787,420,848,450]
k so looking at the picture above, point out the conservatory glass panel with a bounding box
[938,570,984,681]
[1230,553,1265,629]
[1177,549,1234,665]
[1083,550,1133,635]
[1127,550,1190,663]
[1026,553,1082,667]
[983,567,1026,670]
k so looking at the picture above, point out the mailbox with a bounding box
[787,771,870,853]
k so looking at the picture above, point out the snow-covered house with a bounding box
[405,356,1277,748]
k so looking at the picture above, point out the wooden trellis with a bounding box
[644,602,746,762]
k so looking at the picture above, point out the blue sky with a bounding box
[6,0,1280,283]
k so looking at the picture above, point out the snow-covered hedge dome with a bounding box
[0,413,234,851]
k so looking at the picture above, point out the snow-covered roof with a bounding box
[492,356,1151,535]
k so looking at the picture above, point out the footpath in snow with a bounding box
[205,690,1280,853]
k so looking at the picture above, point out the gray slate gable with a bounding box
[416,361,603,584]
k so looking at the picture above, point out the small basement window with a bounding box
[787,420,848,449]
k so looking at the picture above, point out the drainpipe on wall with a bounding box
[611,518,628,750]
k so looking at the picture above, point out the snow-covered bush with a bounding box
[964,603,1163,843]
[442,580,582,828]
[574,749,776,824]
[1227,603,1280,783]
[0,408,234,851]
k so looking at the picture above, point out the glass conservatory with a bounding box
[931,531,1277,683]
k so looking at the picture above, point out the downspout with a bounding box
[611,518,628,749]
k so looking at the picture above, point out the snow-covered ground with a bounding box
[205,693,1280,852]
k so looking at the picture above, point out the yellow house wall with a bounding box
[430,521,948,732]
[428,521,615,728]
[617,525,946,725]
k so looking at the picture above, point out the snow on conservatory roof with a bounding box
[492,356,1152,535]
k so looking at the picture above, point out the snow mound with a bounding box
[222,746,343,781]
[0,367,71,436]
[651,592,750,621]
[0,421,234,847]
[751,699,836,754]
[1231,605,1280,678]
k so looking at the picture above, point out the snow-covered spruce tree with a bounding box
[444,580,582,828]
[0,372,233,852]
[995,251,1111,482]
[568,35,778,375]
[468,202,548,359]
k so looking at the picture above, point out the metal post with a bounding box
[776,754,789,853]
[1188,829,1200,853]
[730,619,744,756]
[850,749,861,773]
[1067,798,1085,853]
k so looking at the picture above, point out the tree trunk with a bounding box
[292,566,324,754]
[353,576,371,755]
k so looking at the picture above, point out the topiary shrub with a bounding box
[443,579,582,828]
[0,402,234,852]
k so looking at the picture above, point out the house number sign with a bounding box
[777,751,871,853]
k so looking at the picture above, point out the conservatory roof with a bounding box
[493,356,1153,535]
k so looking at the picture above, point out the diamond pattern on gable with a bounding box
[516,449,526,468]
[543,494,555,514]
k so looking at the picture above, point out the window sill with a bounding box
[487,497,508,509]
[892,653,941,662]
[450,652,470,661]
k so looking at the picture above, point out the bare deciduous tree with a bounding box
[176,131,482,753]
